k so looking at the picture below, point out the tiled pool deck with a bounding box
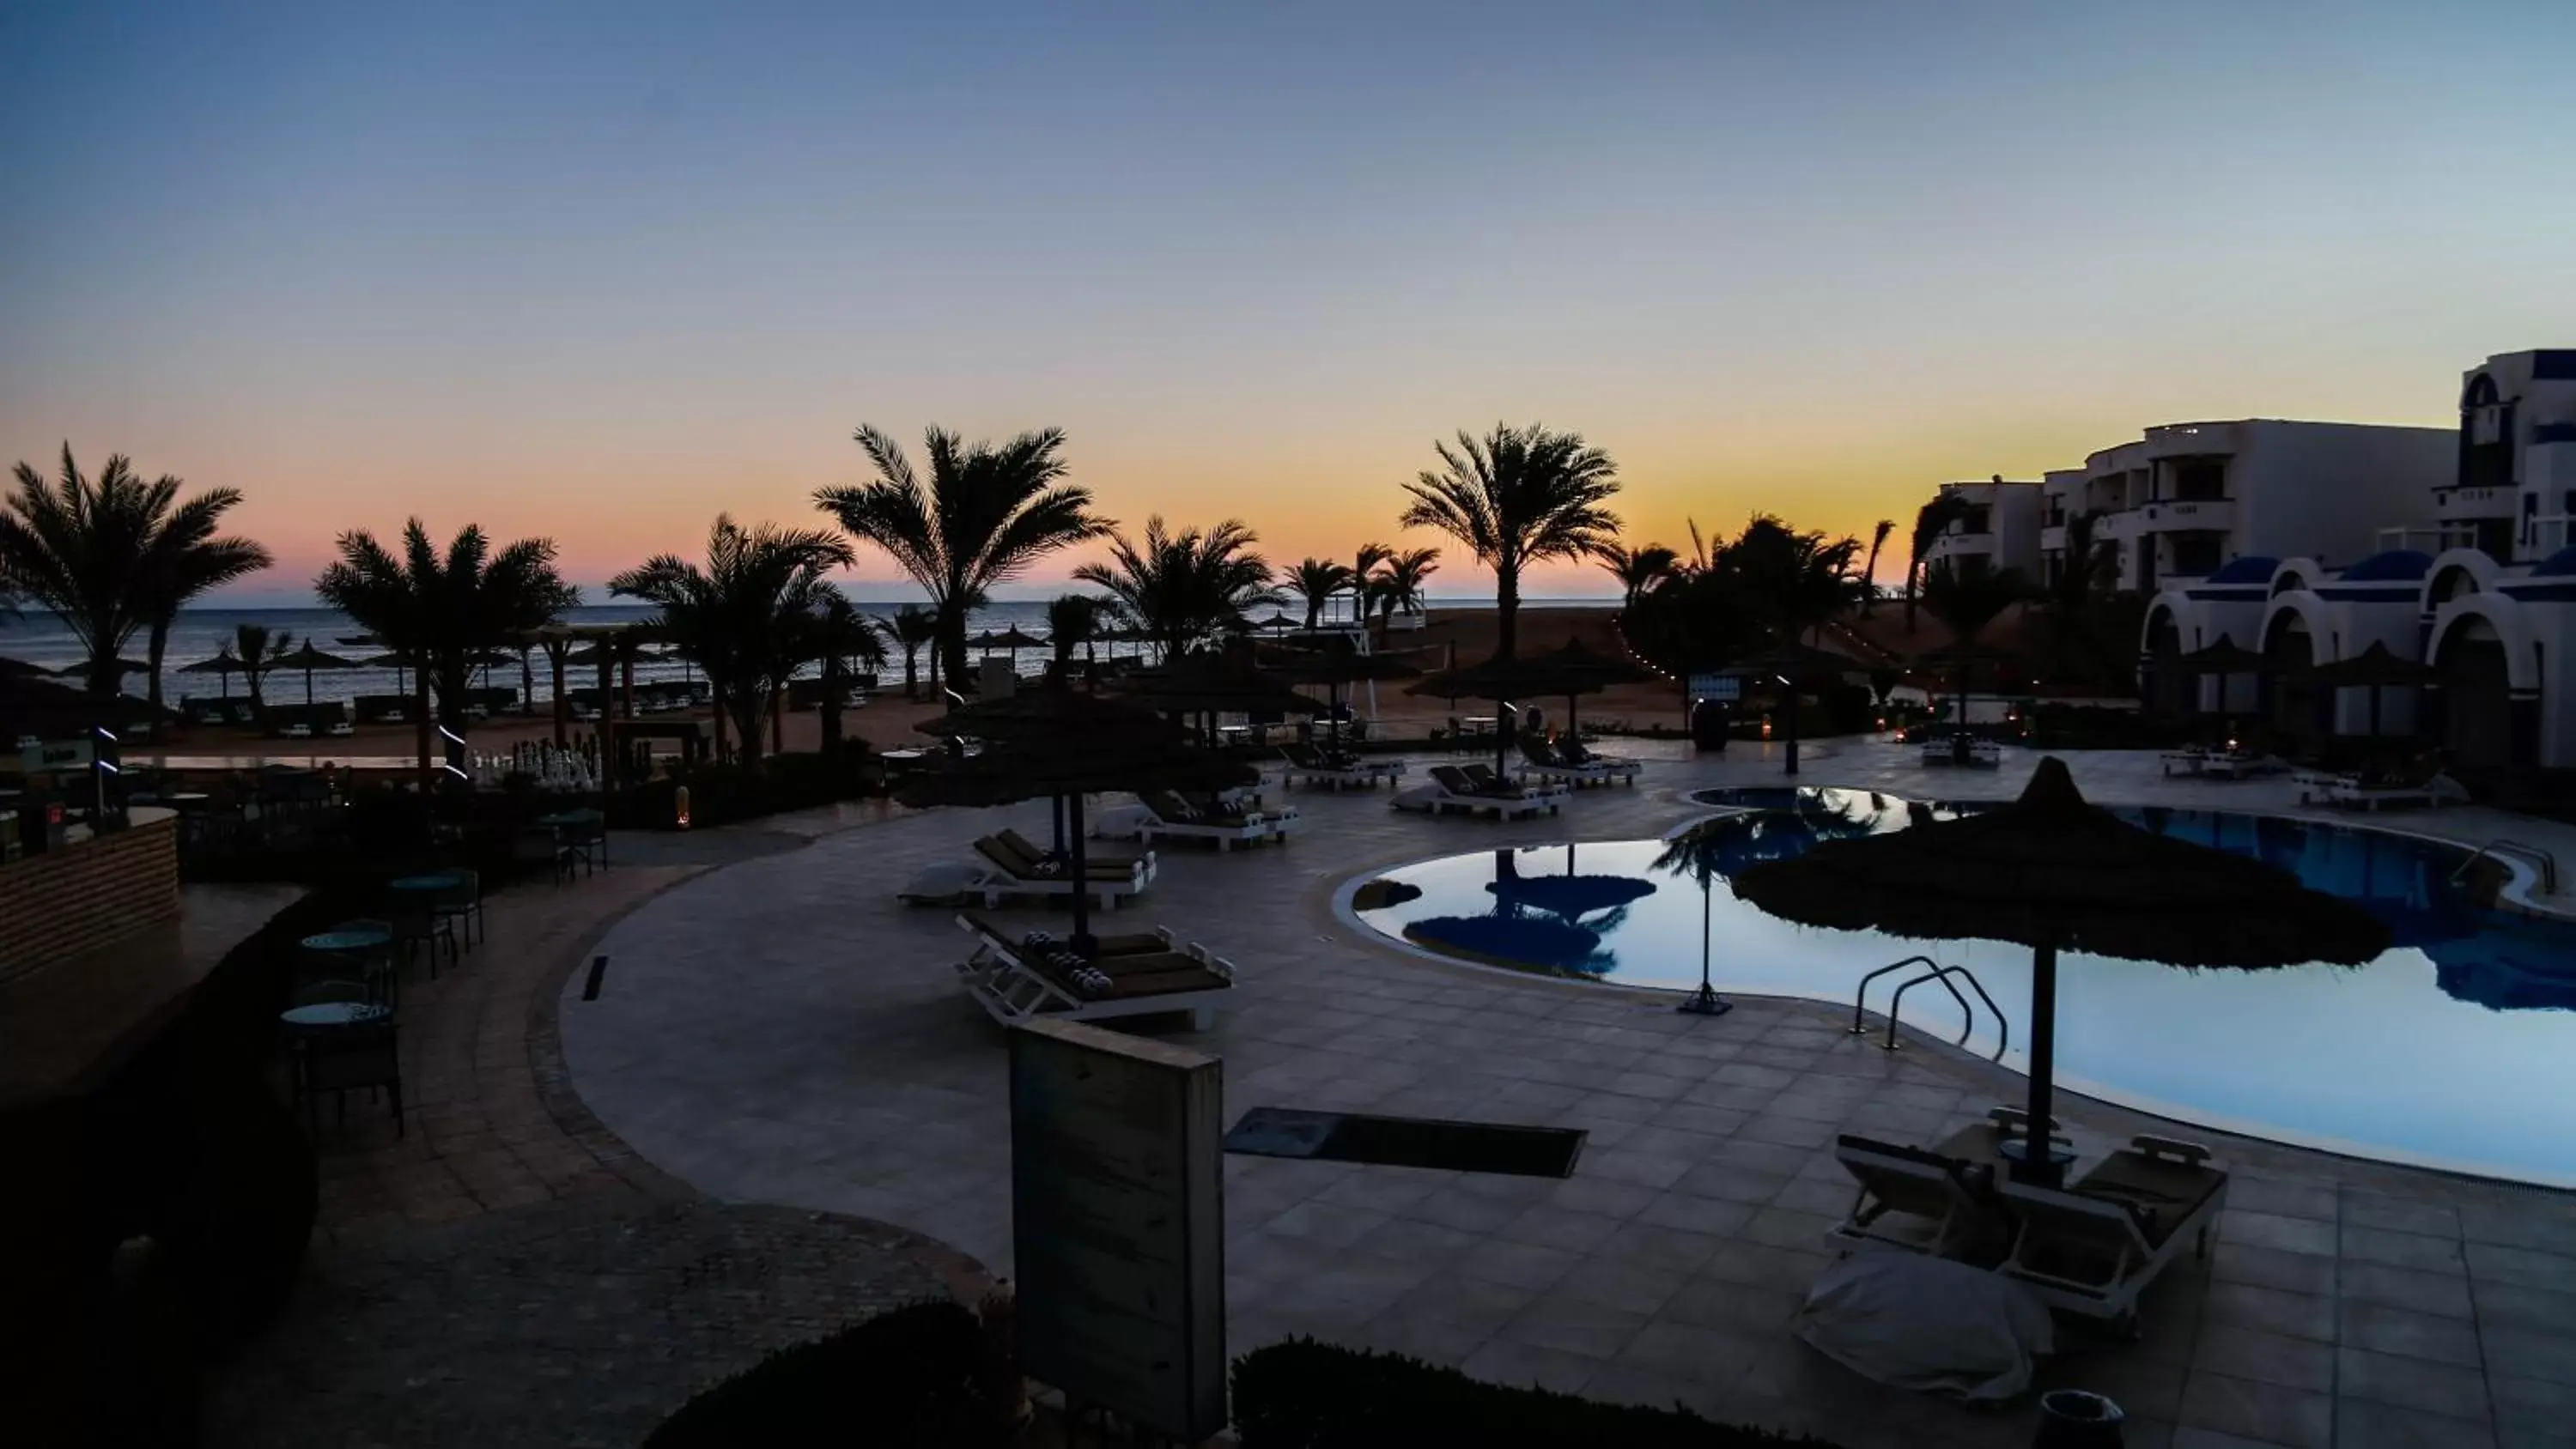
[562,743,2576,1448]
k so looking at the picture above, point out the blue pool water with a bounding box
[1347,786,2576,1185]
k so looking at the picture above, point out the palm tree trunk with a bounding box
[1495,565,1521,763]
[821,657,843,752]
[710,681,730,761]
[549,649,568,746]
[519,649,535,716]
[414,668,434,790]
[902,648,920,700]
[769,687,783,757]
[146,617,172,714]
[938,599,969,697]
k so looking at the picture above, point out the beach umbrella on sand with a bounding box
[2306,642,2437,738]
[1261,637,1426,752]
[176,648,246,701]
[1730,757,2390,1183]
[904,682,1256,952]
[1536,639,1652,738]
[274,641,361,712]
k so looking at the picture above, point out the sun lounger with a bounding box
[1996,1135,2229,1325]
[951,912,1236,1030]
[1832,1133,2008,1258]
[1123,789,1296,850]
[2312,767,2465,811]
[900,834,1153,911]
[2159,747,2206,778]
[1921,735,2002,767]
[1462,762,1566,800]
[1392,765,1562,820]
[1516,737,1641,787]
[1280,744,1406,791]
[994,828,1154,876]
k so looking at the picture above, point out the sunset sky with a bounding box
[5,2,2572,603]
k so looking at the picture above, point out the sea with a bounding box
[0,597,1613,710]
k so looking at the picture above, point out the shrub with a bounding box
[643,1300,1021,1449]
[611,746,885,831]
[1231,1340,1845,1449]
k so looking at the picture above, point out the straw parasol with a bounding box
[1730,757,2391,1182]
[1535,639,1652,737]
[1261,637,1427,751]
[274,641,361,711]
[176,648,246,702]
[1487,844,1656,920]
[904,682,1255,950]
[969,627,1048,659]
[1112,648,1323,732]
[2306,642,2438,738]
[1406,653,1601,774]
[2177,637,2263,674]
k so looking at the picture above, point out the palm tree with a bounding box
[799,590,884,753]
[2036,511,2129,687]
[609,515,853,769]
[1860,518,1895,615]
[1045,594,1106,668]
[888,604,938,699]
[1072,517,1281,662]
[134,486,270,714]
[232,622,295,717]
[1367,546,1441,638]
[1285,558,1357,631]
[1726,517,1869,647]
[1351,542,1394,628]
[314,520,578,786]
[1920,561,2032,760]
[0,445,270,700]
[1399,423,1619,664]
[1595,543,1678,610]
[817,425,1109,691]
[1905,494,1973,631]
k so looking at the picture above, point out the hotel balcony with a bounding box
[2136,498,2235,533]
[2142,421,2239,460]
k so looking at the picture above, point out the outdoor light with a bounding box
[675,784,692,829]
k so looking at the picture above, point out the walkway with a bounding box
[207,799,989,1447]
[563,742,2576,1449]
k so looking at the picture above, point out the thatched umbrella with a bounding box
[1261,638,1427,752]
[1536,639,1652,739]
[1730,757,2390,1182]
[2306,642,2437,738]
[2173,636,2263,733]
[1406,654,1601,775]
[1113,648,1322,744]
[1721,642,1863,775]
[361,651,414,697]
[176,648,246,702]
[904,683,1255,951]
[274,641,361,712]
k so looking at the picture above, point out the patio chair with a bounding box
[430,869,484,951]
[1996,1135,2230,1327]
[293,1015,404,1137]
[1831,1133,2009,1259]
[557,810,610,873]
[386,895,457,979]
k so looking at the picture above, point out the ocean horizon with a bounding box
[0,597,1616,709]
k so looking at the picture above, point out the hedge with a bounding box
[643,1300,1022,1449]
[1232,1340,1846,1449]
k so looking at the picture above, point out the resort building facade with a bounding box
[1920,476,2044,579]
[2122,350,2576,771]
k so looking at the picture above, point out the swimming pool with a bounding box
[1346,786,2576,1185]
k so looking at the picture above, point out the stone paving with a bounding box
[204,1197,975,1448]
[207,801,996,1447]
[564,740,2576,1449]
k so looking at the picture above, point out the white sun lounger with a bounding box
[1832,1133,2006,1258]
[1996,1134,2229,1326]
[896,834,1156,911]
[951,912,1236,1031]
[1280,748,1407,791]
[1391,765,1562,820]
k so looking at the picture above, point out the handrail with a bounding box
[1887,965,2009,1063]
[1851,955,2008,1063]
[1850,955,1942,1036]
[2453,837,2559,895]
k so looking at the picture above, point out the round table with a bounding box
[387,871,465,893]
[302,926,395,955]
[281,1001,391,1028]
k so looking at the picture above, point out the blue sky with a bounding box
[5,2,2571,603]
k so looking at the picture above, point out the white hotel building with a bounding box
[1918,350,2576,772]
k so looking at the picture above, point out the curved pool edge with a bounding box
[1337,794,2576,1193]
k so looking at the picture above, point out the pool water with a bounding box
[1347,786,2576,1185]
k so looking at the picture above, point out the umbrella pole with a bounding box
[2014,937,2063,1186]
[1066,790,1094,956]
[1052,795,1066,853]
[1678,867,1730,1016]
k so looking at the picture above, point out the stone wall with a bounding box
[0,811,179,984]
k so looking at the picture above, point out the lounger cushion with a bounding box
[2069,1150,2226,1248]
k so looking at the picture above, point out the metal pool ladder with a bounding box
[1851,955,2008,1061]
[2451,838,2559,895]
